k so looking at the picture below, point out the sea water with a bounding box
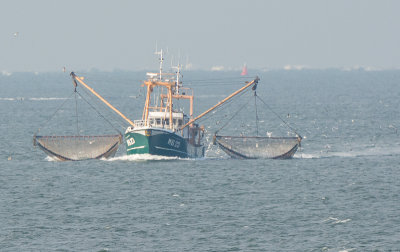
[0,70,399,251]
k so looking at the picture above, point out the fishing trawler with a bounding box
[35,49,261,160]
[71,53,260,159]
[124,50,205,158]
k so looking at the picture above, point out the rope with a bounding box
[78,85,127,130]
[196,86,253,125]
[256,94,302,138]
[74,91,80,136]
[254,91,259,136]
[215,95,253,135]
[35,92,75,135]
[76,90,122,135]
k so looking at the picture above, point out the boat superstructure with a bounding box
[124,49,205,158]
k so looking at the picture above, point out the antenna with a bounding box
[172,63,182,95]
[154,48,164,80]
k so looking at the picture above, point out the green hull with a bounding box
[125,128,204,158]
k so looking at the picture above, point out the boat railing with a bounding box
[134,120,146,128]
[133,119,186,133]
[133,119,168,129]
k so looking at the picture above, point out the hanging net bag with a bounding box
[212,79,302,159]
[33,134,122,161]
[33,74,123,161]
[214,135,300,159]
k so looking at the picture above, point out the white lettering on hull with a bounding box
[167,138,181,148]
[126,137,135,146]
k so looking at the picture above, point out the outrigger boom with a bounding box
[70,72,135,127]
[71,71,259,132]
[180,77,259,130]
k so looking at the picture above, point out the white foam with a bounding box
[323,217,339,222]
[334,218,351,224]
[295,145,400,159]
[45,156,58,162]
[339,249,355,252]
[106,154,179,161]
[323,217,351,225]
[29,97,69,101]
[1,97,69,101]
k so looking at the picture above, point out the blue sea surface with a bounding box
[0,69,399,251]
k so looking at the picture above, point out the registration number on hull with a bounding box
[126,137,135,146]
[168,138,181,148]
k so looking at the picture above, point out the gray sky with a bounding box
[1,0,400,72]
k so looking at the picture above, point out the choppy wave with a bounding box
[0,98,17,101]
[0,97,69,101]
[323,217,351,225]
[295,146,400,159]
[29,97,69,101]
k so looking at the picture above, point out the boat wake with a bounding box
[44,154,180,162]
[105,154,180,161]
[295,145,400,159]
[45,156,58,162]
[44,153,221,162]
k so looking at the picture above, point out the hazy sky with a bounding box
[1,0,400,72]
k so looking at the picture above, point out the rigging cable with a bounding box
[34,92,76,136]
[75,89,122,135]
[74,90,80,135]
[78,84,127,130]
[215,94,254,135]
[254,91,259,136]
[256,94,302,138]
[196,86,253,126]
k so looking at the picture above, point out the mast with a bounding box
[180,77,259,130]
[143,49,174,128]
[172,64,181,95]
[168,85,173,129]
[70,72,135,127]
[155,49,164,80]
